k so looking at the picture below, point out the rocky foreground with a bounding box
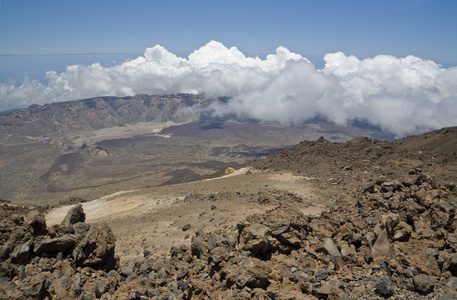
[1,170,457,299]
[1,126,457,299]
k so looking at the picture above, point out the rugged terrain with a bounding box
[1,125,456,299]
[0,93,388,205]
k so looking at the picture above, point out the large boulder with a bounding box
[10,238,33,264]
[322,237,341,259]
[237,223,272,254]
[29,214,47,236]
[241,203,310,254]
[73,223,116,268]
[17,273,47,299]
[1,225,27,259]
[61,204,86,226]
[414,274,436,295]
[191,236,206,258]
[34,236,75,255]
[375,278,395,297]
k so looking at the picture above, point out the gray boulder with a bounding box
[34,235,75,255]
[11,238,33,264]
[322,237,341,259]
[18,273,47,298]
[191,236,206,258]
[61,204,86,226]
[29,214,47,236]
[73,223,116,268]
[413,274,435,295]
[375,278,395,297]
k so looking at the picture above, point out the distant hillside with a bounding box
[0,93,207,143]
[0,92,412,205]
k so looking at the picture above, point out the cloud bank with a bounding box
[1,41,456,137]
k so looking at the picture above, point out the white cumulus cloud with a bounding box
[0,40,456,137]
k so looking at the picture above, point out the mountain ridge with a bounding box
[0,93,207,143]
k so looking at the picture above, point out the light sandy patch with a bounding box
[45,170,328,267]
[202,167,255,182]
[267,172,317,182]
[70,121,186,146]
[46,190,138,226]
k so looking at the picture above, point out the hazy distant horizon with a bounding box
[0,53,143,85]
[0,1,455,137]
[0,52,330,87]
[2,49,455,98]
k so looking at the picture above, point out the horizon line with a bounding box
[0,52,142,56]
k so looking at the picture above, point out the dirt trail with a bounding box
[46,169,327,267]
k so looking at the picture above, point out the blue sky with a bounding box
[0,0,456,136]
[0,0,456,65]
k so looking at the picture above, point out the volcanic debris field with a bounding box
[1,125,457,299]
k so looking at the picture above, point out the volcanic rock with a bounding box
[1,126,457,299]
[61,204,85,226]
[236,223,272,254]
[414,274,436,295]
[10,238,33,264]
[34,236,75,255]
[375,278,395,297]
[29,214,47,236]
[73,223,116,268]
[371,229,391,259]
[191,236,206,258]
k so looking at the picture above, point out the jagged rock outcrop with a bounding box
[73,222,116,267]
[0,203,117,299]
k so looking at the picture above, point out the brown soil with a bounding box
[46,169,327,268]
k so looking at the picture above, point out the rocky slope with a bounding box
[248,126,457,196]
[1,172,457,299]
[1,127,456,299]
